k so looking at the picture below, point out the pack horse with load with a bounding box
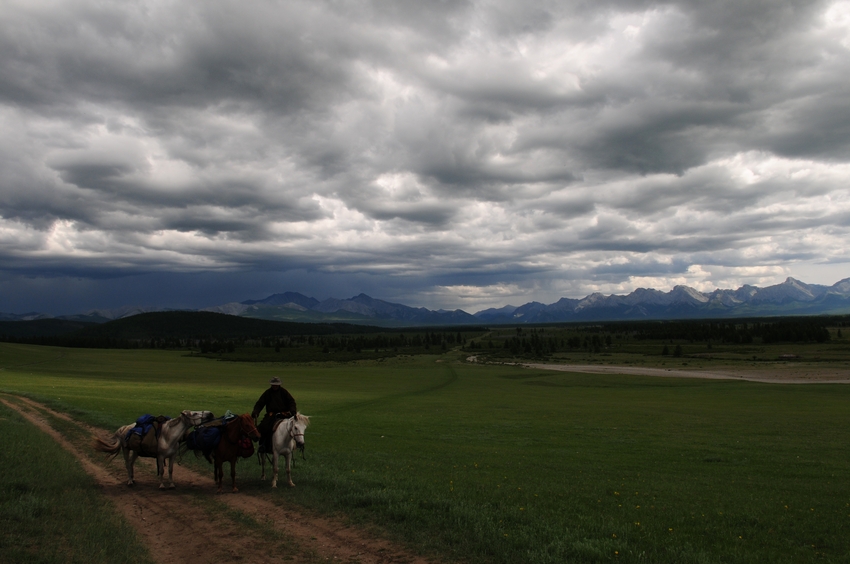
[185,411,261,493]
[92,375,310,492]
[92,410,215,487]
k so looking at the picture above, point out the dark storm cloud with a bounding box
[1,0,849,314]
[0,2,358,113]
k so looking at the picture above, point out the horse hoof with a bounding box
[272,483,277,489]
[159,484,165,490]
[232,488,239,493]
[288,482,295,488]
[169,484,176,490]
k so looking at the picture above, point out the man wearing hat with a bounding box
[251,377,298,453]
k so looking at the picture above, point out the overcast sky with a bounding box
[2,0,850,315]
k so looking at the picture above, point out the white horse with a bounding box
[92,410,213,487]
[157,410,215,489]
[260,413,310,488]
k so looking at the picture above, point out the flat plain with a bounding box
[1,335,849,563]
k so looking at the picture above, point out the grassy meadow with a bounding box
[0,397,154,564]
[1,340,850,563]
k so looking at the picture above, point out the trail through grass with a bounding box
[2,343,850,563]
[0,398,154,564]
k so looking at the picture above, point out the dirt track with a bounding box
[0,395,433,564]
[521,363,850,384]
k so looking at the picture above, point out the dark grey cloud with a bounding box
[1,0,849,314]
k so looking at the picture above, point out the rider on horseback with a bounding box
[251,376,297,453]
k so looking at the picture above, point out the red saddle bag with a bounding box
[238,436,255,458]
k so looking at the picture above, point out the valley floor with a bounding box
[521,363,850,384]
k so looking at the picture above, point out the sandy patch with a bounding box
[521,363,850,384]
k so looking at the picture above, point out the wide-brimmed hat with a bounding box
[269,377,282,386]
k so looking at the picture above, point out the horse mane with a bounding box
[163,416,182,430]
[171,410,215,428]
[234,412,254,428]
[294,412,310,426]
[232,413,259,437]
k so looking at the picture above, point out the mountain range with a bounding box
[3,277,849,327]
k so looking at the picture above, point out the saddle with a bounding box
[125,414,171,457]
[259,412,292,454]
[186,425,222,453]
[271,416,291,434]
[185,412,242,461]
[185,413,235,451]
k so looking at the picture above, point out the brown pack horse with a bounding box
[213,413,261,493]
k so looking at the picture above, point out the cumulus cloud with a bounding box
[1,0,849,313]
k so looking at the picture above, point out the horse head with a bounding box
[181,410,215,426]
[290,413,310,448]
[240,413,261,440]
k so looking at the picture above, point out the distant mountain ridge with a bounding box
[475,277,850,324]
[200,276,850,326]
[204,292,481,326]
[4,277,850,327]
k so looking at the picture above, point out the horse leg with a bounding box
[271,450,279,488]
[285,450,295,487]
[157,454,165,489]
[167,454,176,488]
[215,460,223,494]
[230,459,239,493]
[125,448,138,486]
[260,450,266,481]
[122,447,132,485]
[159,454,175,489]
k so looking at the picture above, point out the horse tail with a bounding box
[92,424,132,457]
[91,435,121,456]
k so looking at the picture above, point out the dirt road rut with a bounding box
[1,395,434,564]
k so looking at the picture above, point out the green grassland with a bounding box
[473,322,848,368]
[1,340,850,563]
[183,317,848,369]
[0,397,154,564]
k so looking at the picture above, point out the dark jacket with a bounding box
[252,386,297,418]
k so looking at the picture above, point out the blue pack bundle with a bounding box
[186,426,222,451]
